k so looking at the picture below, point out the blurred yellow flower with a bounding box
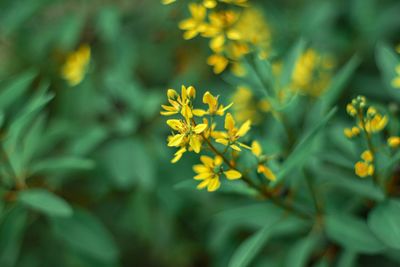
[231,86,270,124]
[355,161,374,178]
[179,3,207,40]
[61,44,90,86]
[388,136,400,148]
[343,126,360,138]
[291,49,334,97]
[207,54,229,74]
[251,141,276,181]
[193,155,241,191]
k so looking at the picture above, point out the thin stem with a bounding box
[304,169,323,216]
[357,111,379,186]
[0,142,25,190]
[202,134,310,220]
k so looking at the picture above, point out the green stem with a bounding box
[202,135,310,220]
[357,111,379,186]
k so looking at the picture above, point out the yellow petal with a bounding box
[258,165,276,181]
[224,113,235,131]
[214,155,223,166]
[207,177,221,191]
[197,179,210,189]
[189,135,202,153]
[224,170,242,180]
[193,109,207,116]
[168,134,185,147]
[194,172,213,180]
[236,120,251,137]
[193,164,209,173]
[215,138,229,146]
[203,91,217,108]
[166,119,182,131]
[200,155,214,167]
[251,141,262,157]
[193,123,208,134]
[230,144,241,151]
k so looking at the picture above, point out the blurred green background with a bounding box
[0,0,399,266]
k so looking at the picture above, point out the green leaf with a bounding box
[376,42,399,90]
[321,55,360,109]
[30,157,95,175]
[99,138,155,189]
[18,189,73,217]
[0,70,36,111]
[368,199,400,250]
[320,170,385,201]
[284,234,321,267]
[277,107,337,182]
[325,212,385,254]
[336,250,357,267]
[51,210,118,263]
[0,207,27,267]
[228,218,279,267]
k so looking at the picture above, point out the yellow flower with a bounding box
[344,126,360,138]
[363,113,388,133]
[216,113,251,151]
[161,85,196,120]
[391,65,400,89]
[231,86,269,124]
[251,140,262,157]
[251,141,276,181]
[179,4,207,40]
[203,0,217,8]
[388,136,400,148]
[361,150,373,162]
[257,165,276,182]
[61,44,91,86]
[207,54,229,74]
[346,103,357,117]
[203,10,240,53]
[167,119,208,153]
[355,161,374,178]
[290,49,334,97]
[193,91,233,116]
[193,155,241,192]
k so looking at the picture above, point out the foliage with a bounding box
[0,0,400,267]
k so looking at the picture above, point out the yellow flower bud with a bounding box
[361,150,373,162]
[355,161,374,178]
[388,136,400,148]
[346,103,357,116]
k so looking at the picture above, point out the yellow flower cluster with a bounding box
[344,96,388,178]
[230,86,271,124]
[290,49,335,97]
[161,85,276,191]
[354,150,374,178]
[344,96,388,138]
[61,44,91,86]
[163,0,271,75]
